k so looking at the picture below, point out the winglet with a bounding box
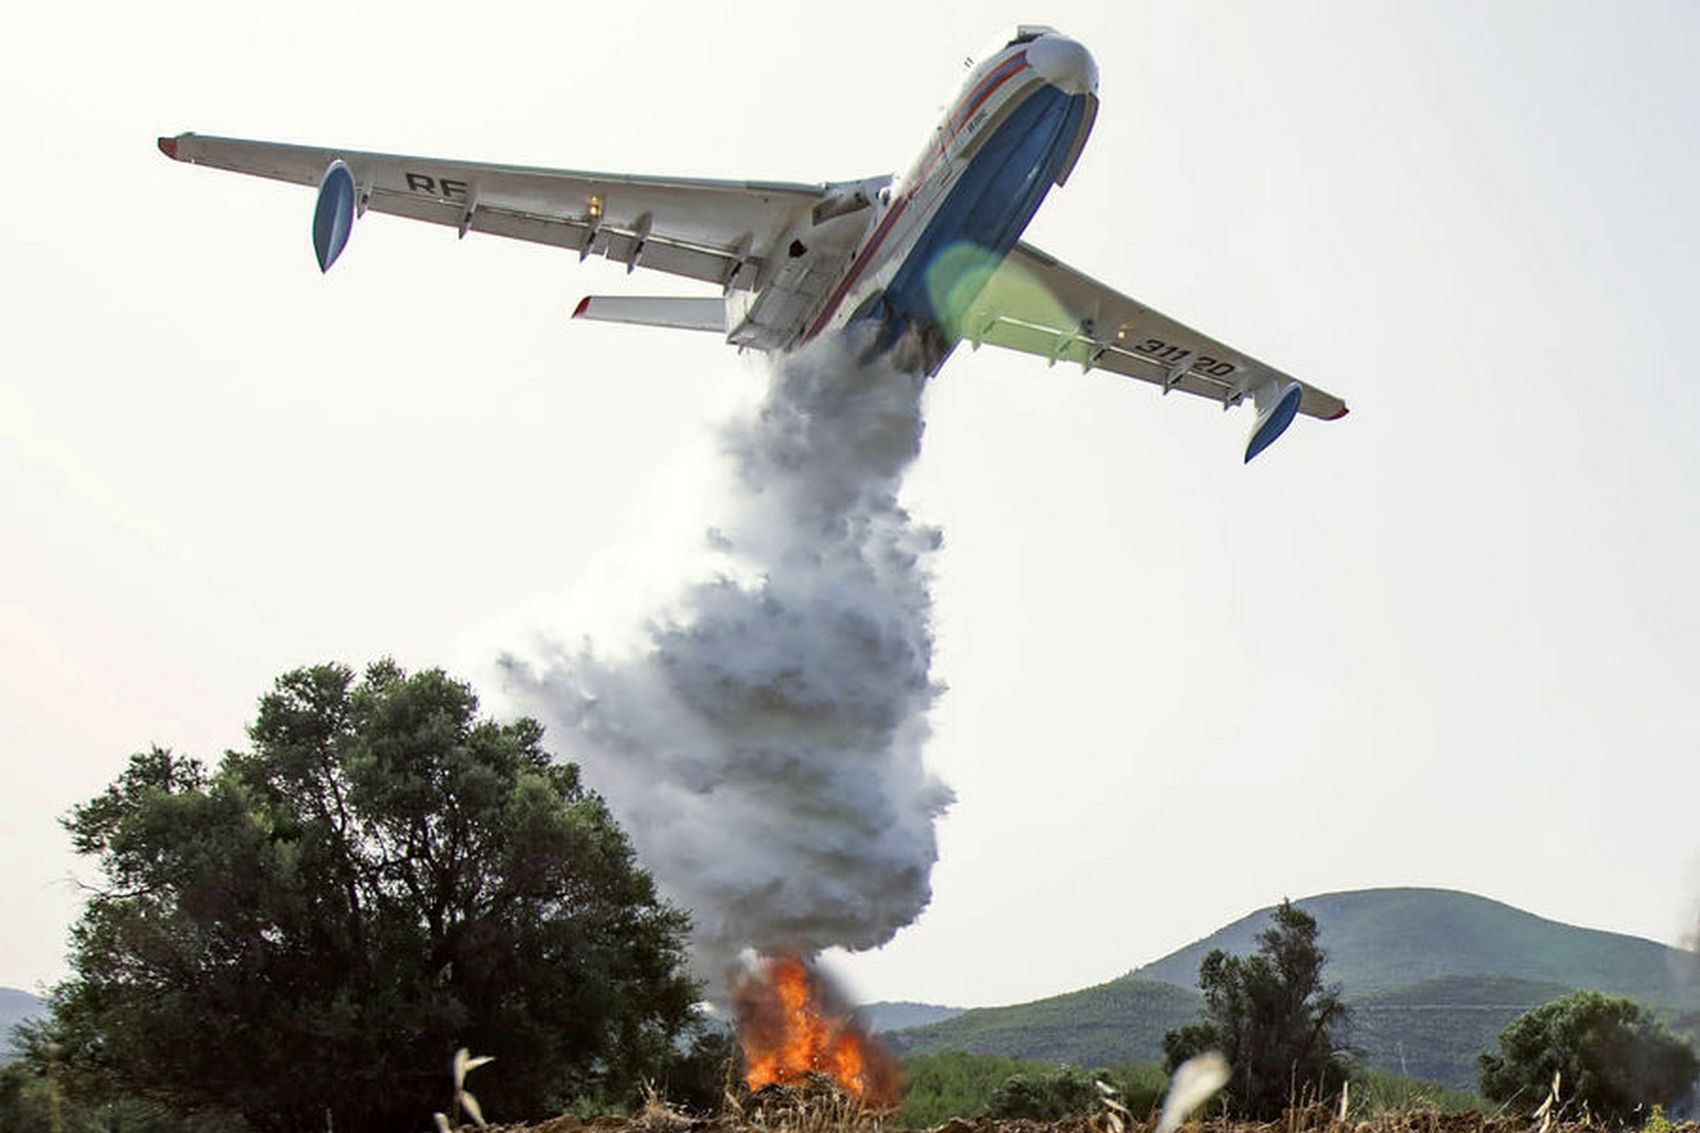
[157,135,179,160]
[572,296,592,318]
[1244,381,1304,463]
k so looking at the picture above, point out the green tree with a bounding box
[898,1054,1164,1127]
[985,1063,1101,1120]
[1478,990,1698,1125]
[44,661,702,1133]
[898,1052,1036,1126]
[1161,899,1349,1118]
[5,1019,246,1132]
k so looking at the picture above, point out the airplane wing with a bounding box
[157,132,832,290]
[957,240,1348,423]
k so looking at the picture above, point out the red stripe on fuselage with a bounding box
[950,52,1028,136]
[802,51,1031,342]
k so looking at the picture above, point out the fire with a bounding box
[733,954,899,1105]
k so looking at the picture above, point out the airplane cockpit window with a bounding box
[1005,26,1053,48]
[968,25,1056,68]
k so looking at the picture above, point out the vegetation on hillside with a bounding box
[1,1057,247,1133]
[898,1052,1477,1128]
[888,980,1202,1065]
[1349,1069,1483,1115]
[881,892,1700,1091]
[1351,975,1576,1087]
[30,661,711,1133]
[898,1053,1165,1127]
[1162,899,1349,1118]
[1131,890,1700,1010]
[0,989,45,1064]
[1478,990,1699,1125]
[899,1052,1042,1126]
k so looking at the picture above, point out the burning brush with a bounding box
[733,954,899,1107]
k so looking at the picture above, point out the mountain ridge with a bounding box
[885,888,1700,1089]
[1129,888,1700,1008]
[1,987,46,1063]
[861,1001,966,1033]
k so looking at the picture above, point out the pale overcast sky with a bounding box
[3,1,1698,1009]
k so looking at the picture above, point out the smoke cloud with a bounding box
[492,335,953,983]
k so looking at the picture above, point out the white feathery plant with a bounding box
[1532,1070,1562,1133]
[1156,1052,1231,1133]
[1094,1077,1132,1133]
[433,1047,495,1131]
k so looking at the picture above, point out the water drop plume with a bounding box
[493,335,953,984]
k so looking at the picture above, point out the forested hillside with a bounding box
[881,889,1700,1089]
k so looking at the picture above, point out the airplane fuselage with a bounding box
[725,28,1099,374]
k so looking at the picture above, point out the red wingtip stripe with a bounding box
[1327,405,1350,420]
[572,296,591,318]
[157,135,179,159]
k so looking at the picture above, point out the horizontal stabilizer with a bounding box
[571,295,726,333]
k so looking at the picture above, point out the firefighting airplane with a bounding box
[157,26,1345,461]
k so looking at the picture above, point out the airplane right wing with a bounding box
[955,240,1347,459]
[158,132,844,290]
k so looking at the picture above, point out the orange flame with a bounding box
[733,954,899,1105]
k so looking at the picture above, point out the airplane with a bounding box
[157,25,1346,462]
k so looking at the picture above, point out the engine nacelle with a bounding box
[312,159,357,272]
[811,176,891,225]
[1244,378,1303,463]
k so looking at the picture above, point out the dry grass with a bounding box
[470,1103,1700,1133]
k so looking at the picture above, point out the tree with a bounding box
[1479,990,1698,1125]
[985,1064,1100,1120]
[45,661,703,1133]
[1161,899,1349,1118]
[1,1047,245,1133]
[898,1052,1035,1126]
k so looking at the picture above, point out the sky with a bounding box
[3,0,1699,1010]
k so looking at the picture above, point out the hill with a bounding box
[1349,974,1575,1086]
[885,978,1200,1065]
[1131,889,1700,1008]
[862,1002,965,1032]
[1,988,46,1062]
[881,889,1700,1090]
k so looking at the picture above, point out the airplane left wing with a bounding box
[953,240,1347,457]
[157,132,831,289]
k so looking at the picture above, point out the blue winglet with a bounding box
[312,160,357,273]
[1244,382,1303,463]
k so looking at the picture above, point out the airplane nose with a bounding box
[1026,34,1098,96]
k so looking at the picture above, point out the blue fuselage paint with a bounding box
[877,86,1090,340]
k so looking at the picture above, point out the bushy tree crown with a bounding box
[46,661,702,1133]
[1479,989,1698,1125]
[1161,898,1349,1118]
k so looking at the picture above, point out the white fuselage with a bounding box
[724,28,1099,372]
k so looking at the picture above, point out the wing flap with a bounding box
[572,295,727,333]
[962,241,1347,421]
